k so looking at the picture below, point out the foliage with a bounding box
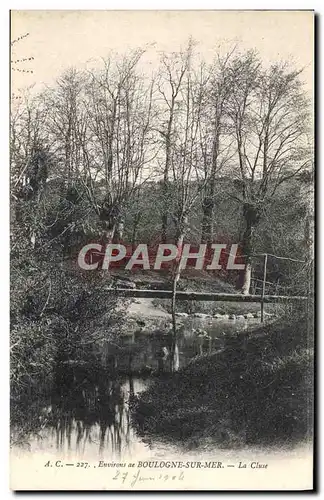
[132,315,313,447]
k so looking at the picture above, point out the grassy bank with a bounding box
[132,316,313,448]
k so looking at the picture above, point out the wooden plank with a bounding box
[112,288,307,303]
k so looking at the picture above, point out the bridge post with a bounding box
[261,253,268,322]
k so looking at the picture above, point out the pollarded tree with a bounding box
[79,49,157,243]
[226,51,312,294]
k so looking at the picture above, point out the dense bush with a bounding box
[132,316,313,447]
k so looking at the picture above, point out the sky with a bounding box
[11,10,314,96]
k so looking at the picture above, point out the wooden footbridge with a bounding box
[108,250,310,322]
[113,288,307,303]
[111,287,307,323]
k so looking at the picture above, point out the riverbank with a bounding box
[132,316,313,448]
[126,296,269,320]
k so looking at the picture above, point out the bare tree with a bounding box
[156,43,192,243]
[200,51,235,243]
[226,51,312,294]
[11,91,52,249]
[11,92,48,192]
[79,50,156,243]
[44,68,86,189]
[157,42,209,370]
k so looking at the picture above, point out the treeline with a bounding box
[11,42,313,294]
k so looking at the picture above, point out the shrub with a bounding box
[132,316,314,447]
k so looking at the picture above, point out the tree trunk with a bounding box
[201,127,219,243]
[161,111,173,244]
[115,220,124,242]
[104,224,116,245]
[161,168,170,243]
[201,195,214,244]
[240,206,254,295]
[241,261,252,295]
[161,212,168,244]
[131,213,141,251]
[170,230,184,372]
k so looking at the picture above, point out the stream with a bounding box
[11,317,261,460]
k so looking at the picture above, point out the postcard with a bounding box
[10,10,314,491]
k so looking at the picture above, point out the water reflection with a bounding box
[43,373,146,458]
[11,317,259,458]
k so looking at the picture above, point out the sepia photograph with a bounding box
[9,9,314,491]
